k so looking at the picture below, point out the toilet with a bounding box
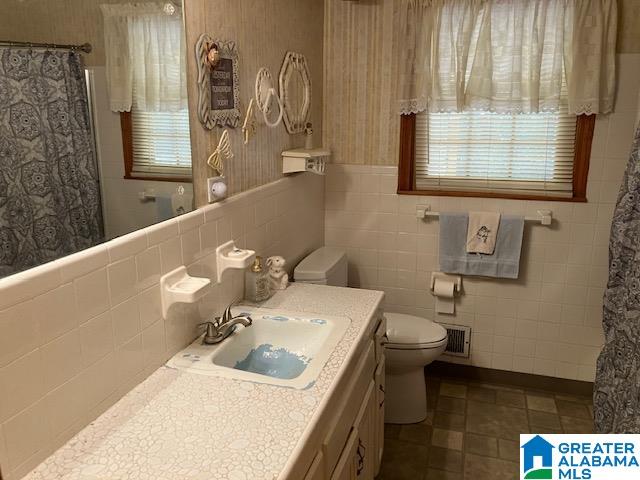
[294,247,448,424]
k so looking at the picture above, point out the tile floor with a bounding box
[377,374,593,480]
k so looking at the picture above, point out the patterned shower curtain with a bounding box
[0,48,104,277]
[594,124,640,433]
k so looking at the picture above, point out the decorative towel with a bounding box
[466,211,501,254]
[439,213,525,279]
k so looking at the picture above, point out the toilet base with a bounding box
[384,367,428,424]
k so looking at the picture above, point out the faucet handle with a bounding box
[197,322,220,344]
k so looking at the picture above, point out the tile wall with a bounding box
[324,54,640,384]
[0,172,324,480]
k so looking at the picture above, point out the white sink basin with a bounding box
[166,306,351,389]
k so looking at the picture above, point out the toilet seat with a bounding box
[385,312,448,350]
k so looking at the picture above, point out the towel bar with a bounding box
[415,206,552,226]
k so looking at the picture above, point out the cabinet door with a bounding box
[354,381,376,480]
[374,356,386,476]
[331,428,358,480]
[374,316,387,365]
[304,451,325,480]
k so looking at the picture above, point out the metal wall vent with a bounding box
[441,324,471,358]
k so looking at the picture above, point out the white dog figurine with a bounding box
[266,256,289,290]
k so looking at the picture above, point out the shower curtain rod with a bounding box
[0,40,92,53]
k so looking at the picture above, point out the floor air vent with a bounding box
[441,324,471,357]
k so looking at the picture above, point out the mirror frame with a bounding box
[278,51,311,134]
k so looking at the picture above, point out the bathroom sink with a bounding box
[166,307,351,389]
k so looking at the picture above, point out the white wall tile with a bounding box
[159,236,182,274]
[2,398,50,472]
[108,257,138,306]
[79,312,114,367]
[40,330,82,392]
[107,230,148,263]
[74,268,109,325]
[135,247,161,290]
[43,374,87,440]
[0,264,63,313]
[142,319,166,368]
[116,334,145,382]
[34,284,78,345]
[0,302,38,369]
[138,285,162,330]
[111,297,141,347]
[0,350,44,422]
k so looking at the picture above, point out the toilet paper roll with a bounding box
[433,277,456,314]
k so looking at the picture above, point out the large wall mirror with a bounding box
[0,0,193,279]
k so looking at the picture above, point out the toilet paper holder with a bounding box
[430,272,462,294]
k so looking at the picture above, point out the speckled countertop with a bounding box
[24,284,384,480]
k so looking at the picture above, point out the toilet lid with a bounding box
[385,312,447,348]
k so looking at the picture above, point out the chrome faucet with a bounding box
[198,303,252,345]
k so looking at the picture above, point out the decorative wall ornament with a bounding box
[207,129,233,175]
[254,67,284,128]
[195,34,240,129]
[242,98,257,144]
[278,51,311,134]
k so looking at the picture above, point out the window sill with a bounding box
[124,174,193,183]
[397,189,587,203]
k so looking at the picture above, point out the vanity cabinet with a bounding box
[302,315,386,480]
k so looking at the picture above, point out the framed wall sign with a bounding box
[195,34,240,129]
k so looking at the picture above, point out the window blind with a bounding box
[131,109,192,178]
[414,110,578,197]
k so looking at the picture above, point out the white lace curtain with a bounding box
[398,0,617,115]
[100,3,188,112]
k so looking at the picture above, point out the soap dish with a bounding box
[160,266,211,318]
[216,240,256,283]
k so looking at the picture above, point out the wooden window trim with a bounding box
[120,111,192,183]
[397,113,595,202]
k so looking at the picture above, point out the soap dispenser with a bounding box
[245,256,270,302]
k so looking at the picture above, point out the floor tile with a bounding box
[479,383,524,393]
[555,393,593,405]
[439,383,468,399]
[399,423,432,445]
[465,433,498,458]
[424,468,462,480]
[436,396,466,414]
[561,416,593,434]
[380,376,594,478]
[380,438,428,480]
[467,386,496,404]
[526,395,558,413]
[466,401,529,440]
[427,447,463,472]
[385,423,401,439]
[433,412,466,431]
[497,438,519,461]
[556,399,591,419]
[431,428,464,451]
[464,453,518,480]
[422,409,435,426]
[495,390,526,408]
[528,410,561,430]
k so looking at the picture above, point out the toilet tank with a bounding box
[294,247,348,286]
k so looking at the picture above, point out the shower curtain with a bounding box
[594,124,640,433]
[0,47,103,277]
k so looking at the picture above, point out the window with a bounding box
[121,109,192,181]
[398,112,594,201]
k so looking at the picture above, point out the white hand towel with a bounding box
[466,211,501,254]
